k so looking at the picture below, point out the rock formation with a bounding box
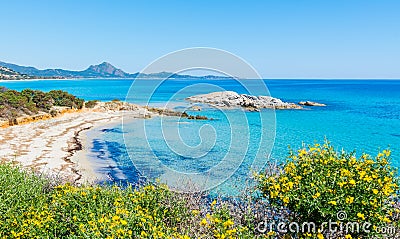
[186,91,303,110]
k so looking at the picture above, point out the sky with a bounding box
[0,0,399,79]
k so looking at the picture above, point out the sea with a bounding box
[1,79,400,194]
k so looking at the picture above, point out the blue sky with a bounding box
[1,0,399,78]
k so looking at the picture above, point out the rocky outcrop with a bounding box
[299,101,326,107]
[92,101,142,112]
[186,91,303,110]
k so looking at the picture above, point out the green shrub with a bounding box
[256,142,399,238]
[0,164,51,237]
[85,100,99,108]
[0,88,84,120]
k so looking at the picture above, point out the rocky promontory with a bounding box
[186,91,303,110]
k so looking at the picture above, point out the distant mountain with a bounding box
[0,61,234,79]
[84,62,131,78]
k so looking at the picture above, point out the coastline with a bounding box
[70,118,129,184]
[0,106,154,184]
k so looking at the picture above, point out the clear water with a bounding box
[2,79,400,194]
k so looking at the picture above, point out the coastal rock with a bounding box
[93,101,142,112]
[298,101,326,107]
[186,91,303,110]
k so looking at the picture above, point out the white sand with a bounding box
[0,108,153,183]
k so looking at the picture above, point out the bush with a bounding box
[85,100,99,108]
[0,163,194,238]
[256,141,399,238]
[0,88,84,120]
[0,164,51,237]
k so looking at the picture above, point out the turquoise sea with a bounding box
[2,79,400,193]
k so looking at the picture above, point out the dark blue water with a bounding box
[2,79,400,193]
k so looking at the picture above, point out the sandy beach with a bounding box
[0,104,154,184]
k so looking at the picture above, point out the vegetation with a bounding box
[85,100,99,108]
[0,163,255,238]
[0,88,84,120]
[0,142,398,238]
[256,142,400,238]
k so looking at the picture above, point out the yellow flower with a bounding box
[211,200,217,207]
[345,234,352,239]
[328,201,337,206]
[313,192,321,199]
[317,233,324,239]
[200,218,208,226]
[287,181,294,189]
[372,189,379,194]
[283,197,290,204]
[383,149,391,157]
[299,148,307,157]
[345,196,354,204]
[357,213,365,220]
[349,179,356,186]
[223,219,234,228]
[191,210,200,216]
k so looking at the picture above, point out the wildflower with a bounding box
[328,201,337,206]
[383,149,391,157]
[317,233,324,239]
[345,234,352,239]
[200,218,208,226]
[223,219,234,228]
[349,179,356,186]
[191,210,200,216]
[345,196,354,204]
[357,213,365,220]
[372,189,379,194]
[283,197,290,204]
[313,192,321,199]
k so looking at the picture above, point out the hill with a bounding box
[0,61,234,79]
[0,66,32,80]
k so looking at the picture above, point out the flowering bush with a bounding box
[196,200,254,239]
[257,142,399,238]
[0,164,257,239]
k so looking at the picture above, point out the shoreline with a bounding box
[0,101,210,184]
[0,105,155,184]
[69,118,129,184]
